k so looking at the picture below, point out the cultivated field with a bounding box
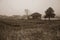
[0,18,60,40]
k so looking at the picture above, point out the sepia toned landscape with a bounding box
[0,0,60,40]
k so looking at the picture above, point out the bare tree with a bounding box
[25,9,29,19]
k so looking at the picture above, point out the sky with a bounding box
[0,0,60,16]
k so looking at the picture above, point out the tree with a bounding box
[44,7,55,20]
[25,9,29,19]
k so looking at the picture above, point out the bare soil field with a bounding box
[0,18,60,40]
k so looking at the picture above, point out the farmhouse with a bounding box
[30,12,41,19]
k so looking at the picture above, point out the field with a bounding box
[0,18,60,40]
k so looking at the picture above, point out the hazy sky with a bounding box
[0,0,60,16]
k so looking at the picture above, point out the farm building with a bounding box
[30,12,41,19]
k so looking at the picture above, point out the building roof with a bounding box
[31,12,41,16]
